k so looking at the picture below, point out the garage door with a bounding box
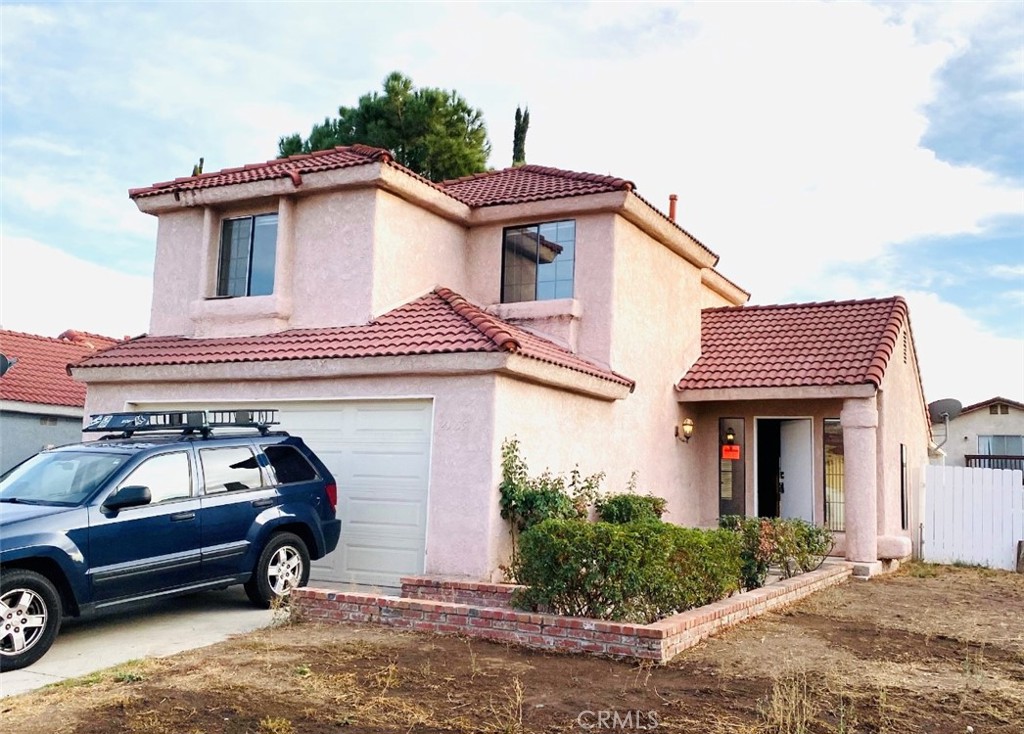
[132,400,433,589]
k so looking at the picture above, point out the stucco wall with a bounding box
[0,411,85,473]
[933,405,1024,466]
[370,191,470,315]
[149,209,205,335]
[287,189,377,328]
[876,324,930,545]
[82,371,502,580]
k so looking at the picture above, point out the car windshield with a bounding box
[0,451,130,506]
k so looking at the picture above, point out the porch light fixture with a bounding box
[676,418,695,443]
[724,427,736,444]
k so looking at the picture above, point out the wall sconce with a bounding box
[724,427,736,444]
[676,418,695,443]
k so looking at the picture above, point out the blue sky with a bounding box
[1,1,1021,405]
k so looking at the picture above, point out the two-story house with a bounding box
[932,397,1024,472]
[73,145,930,585]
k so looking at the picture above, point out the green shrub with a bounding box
[498,438,602,534]
[513,519,741,623]
[720,515,834,588]
[595,493,668,524]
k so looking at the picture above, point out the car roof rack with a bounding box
[84,409,281,438]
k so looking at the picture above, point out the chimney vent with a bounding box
[668,194,678,222]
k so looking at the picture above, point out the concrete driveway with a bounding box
[0,587,274,698]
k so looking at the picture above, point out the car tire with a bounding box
[244,532,310,609]
[0,569,63,672]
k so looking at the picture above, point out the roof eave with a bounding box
[468,190,718,270]
[676,383,877,403]
[131,163,472,223]
[701,268,750,306]
[72,351,631,401]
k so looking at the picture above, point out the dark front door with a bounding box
[757,420,782,517]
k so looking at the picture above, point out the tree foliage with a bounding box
[512,105,530,166]
[277,71,491,182]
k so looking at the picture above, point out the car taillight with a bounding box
[325,482,337,512]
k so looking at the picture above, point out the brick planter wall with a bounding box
[293,563,851,664]
[400,576,522,608]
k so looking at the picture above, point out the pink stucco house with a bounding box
[73,145,930,585]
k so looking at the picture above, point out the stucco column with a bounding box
[275,197,296,311]
[841,396,879,565]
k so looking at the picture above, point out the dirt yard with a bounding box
[2,564,1021,733]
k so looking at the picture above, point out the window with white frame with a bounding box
[216,213,278,297]
[978,435,1024,455]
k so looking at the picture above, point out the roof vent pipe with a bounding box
[668,194,678,222]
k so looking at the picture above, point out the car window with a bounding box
[118,452,192,504]
[1,451,129,505]
[262,445,318,485]
[200,446,263,493]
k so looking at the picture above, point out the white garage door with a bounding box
[132,400,433,589]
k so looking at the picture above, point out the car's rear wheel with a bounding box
[0,569,63,671]
[244,532,310,609]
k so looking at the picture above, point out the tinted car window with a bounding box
[1,451,129,505]
[263,445,318,485]
[118,452,192,504]
[200,446,263,493]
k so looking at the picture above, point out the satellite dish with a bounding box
[0,353,14,377]
[928,398,962,424]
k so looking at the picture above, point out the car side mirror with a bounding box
[103,485,152,511]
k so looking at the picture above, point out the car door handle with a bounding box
[251,499,274,508]
[170,511,196,522]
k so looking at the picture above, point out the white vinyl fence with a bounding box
[922,465,1024,571]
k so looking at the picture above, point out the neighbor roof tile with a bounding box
[74,289,634,388]
[0,330,120,407]
[678,297,908,391]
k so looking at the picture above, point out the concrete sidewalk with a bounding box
[0,588,274,698]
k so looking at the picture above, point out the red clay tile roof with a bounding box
[129,149,719,261]
[678,297,909,391]
[74,289,634,388]
[440,165,634,206]
[0,330,120,408]
[960,396,1024,415]
[129,145,421,199]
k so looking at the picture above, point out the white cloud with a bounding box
[0,237,152,339]
[903,290,1023,405]
[990,264,1024,279]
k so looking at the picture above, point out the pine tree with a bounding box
[277,72,491,182]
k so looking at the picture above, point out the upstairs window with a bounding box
[217,213,278,297]
[978,435,1024,455]
[501,220,575,303]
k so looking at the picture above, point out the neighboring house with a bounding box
[0,330,119,472]
[931,397,1024,472]
[72,145,931,583]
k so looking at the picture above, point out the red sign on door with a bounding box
[721,444,741,461]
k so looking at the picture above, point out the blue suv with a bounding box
[0,409,340,671]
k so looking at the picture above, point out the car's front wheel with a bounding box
[244,532,310,609]
[0,569,63,671]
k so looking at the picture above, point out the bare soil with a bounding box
[2,563,1021,733]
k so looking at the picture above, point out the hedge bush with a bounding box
[595,493,668,524]
[513,519,741,624]
[719,516,834,589]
